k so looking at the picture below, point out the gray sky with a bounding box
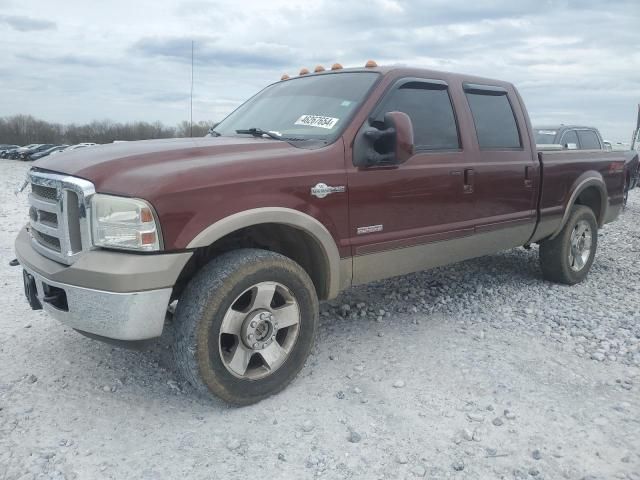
[1,0,638,141]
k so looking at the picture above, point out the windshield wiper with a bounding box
[235,128,283,141]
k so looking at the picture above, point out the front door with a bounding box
[346,77,478,283]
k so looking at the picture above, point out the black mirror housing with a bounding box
[353,111,415,167]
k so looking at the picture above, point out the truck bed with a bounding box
[532,149,626,242]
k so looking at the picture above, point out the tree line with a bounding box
[0,115,217,146]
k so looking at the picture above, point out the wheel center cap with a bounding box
[241,310,278,349]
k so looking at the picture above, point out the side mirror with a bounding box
[353,111,414,167]
[565,143,578,150]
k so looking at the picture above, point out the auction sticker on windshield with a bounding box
[294,115,339,129]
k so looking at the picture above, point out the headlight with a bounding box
[91,194,162,251]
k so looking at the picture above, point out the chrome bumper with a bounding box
[22,263,171,340]
[15,225,191,341]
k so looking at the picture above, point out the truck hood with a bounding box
[33,136,300,197]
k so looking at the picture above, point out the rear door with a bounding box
[461,83,539,246]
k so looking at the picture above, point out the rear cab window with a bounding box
[463,83,521,149]
[535,130,558,144]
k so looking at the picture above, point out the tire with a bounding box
[539,205,598,285]
[173,248,318,405]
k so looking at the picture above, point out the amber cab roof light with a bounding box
[282,61,376,80]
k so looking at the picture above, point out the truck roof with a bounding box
[279,65,516,90]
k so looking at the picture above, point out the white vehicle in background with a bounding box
[64,142,97,151]
[604,140,632,152]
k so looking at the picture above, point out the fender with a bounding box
[186,207,344,298]
[550,171,608,239]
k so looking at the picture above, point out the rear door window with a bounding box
[577,130,601,150]
[464,86,521,149]
[561,130,579,148]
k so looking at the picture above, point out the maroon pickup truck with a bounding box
[15,63,626,404]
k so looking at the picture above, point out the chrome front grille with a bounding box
[27,170,96,265]
[31,183,58,201]
[32,229,62,252]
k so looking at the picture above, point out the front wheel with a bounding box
[173,248,318,405]
[539,205,598,285]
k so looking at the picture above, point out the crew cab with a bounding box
[15,63,627,404]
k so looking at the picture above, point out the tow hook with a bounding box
[9,259,19,267]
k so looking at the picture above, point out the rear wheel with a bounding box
[539,205,598,285]
[173,248,318,405]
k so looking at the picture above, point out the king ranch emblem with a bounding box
[310,183,346,199]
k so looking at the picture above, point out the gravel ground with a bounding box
[1,159,638,480]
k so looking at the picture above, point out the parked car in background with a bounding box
[18,144,56,160]
[0,144,19,156]
[1,147,17,159]
[534,125,605,150]
[29,145,68,161]
[4,144,40,159]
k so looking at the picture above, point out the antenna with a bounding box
[190,40,194,137]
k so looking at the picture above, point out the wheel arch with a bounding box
[178,208,343,301]
[551,173,607,238]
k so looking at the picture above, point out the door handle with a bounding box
[463,168,474,194]
[524,166,534,188]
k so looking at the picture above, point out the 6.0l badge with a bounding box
[310,183,346,199]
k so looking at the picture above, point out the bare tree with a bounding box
[0,115,217,145]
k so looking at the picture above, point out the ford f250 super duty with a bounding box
[15,62,627,404]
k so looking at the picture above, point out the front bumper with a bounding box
[15,226,192,340]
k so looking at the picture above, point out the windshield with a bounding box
[534,129,558,144]
[214,72,380,145]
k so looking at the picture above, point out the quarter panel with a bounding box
[537,150,626,236]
